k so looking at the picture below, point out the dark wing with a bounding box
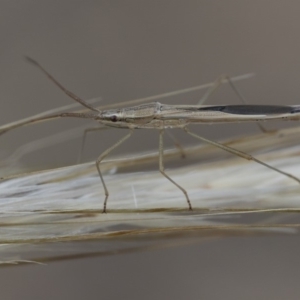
[196,105,294,115]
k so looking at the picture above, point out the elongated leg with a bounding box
[198,75,271,133]
[184,127,300,184]
[165,74,268,158]
[4,125,99,165]
[197,75,227,105]
[96,130,134,213]
[198,74,250,105]
[165,130,186,158]
[77,126,110,163]
[159,129,192,210]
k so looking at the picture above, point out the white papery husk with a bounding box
[1,125,300,265]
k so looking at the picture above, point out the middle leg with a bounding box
[159,129,192,210]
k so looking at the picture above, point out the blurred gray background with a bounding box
[1,1,300,299]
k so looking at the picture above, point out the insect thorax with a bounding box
[98,102,161,128]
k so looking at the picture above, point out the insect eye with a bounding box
[110,115,118,122]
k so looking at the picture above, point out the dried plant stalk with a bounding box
[1,126,300,265]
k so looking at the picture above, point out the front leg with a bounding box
[96,129,134,213]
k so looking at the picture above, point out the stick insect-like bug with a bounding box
[2,57,300,213]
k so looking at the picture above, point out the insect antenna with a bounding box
[25,56,100,113]
[0,112,98,136]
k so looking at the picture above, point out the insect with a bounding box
[1,57,300,213]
